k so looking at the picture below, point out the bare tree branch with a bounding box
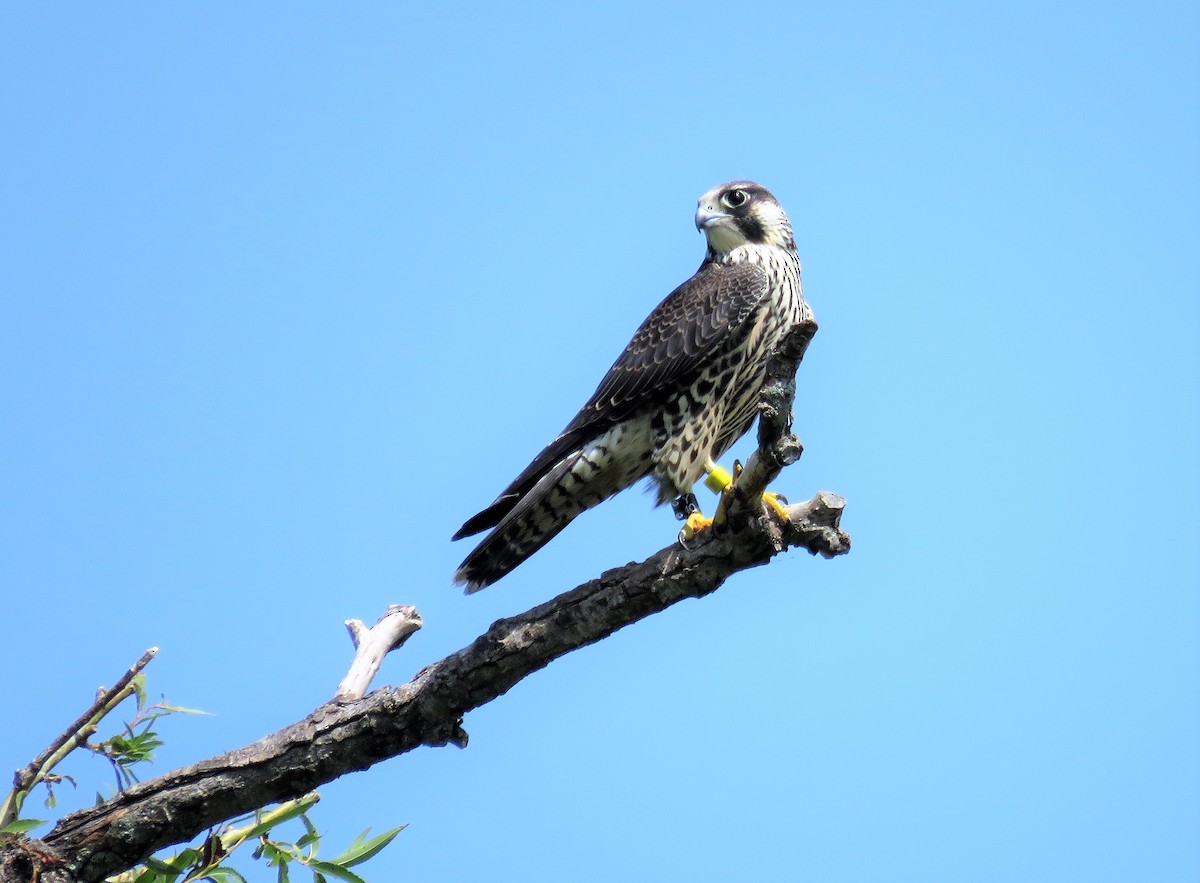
[0,319,849,883]
[335,605,424,701]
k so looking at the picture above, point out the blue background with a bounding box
[3,3,1197,881]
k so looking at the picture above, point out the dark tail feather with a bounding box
[451,494,519,541]
[453,455,595,593]
[452,427,593,543]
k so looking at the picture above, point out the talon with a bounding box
[678,511,714,546]
[762,491,791,521]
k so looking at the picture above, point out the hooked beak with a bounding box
[695,204,731,232]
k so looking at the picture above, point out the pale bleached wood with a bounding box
[335,605,423,701]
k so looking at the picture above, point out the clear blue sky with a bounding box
[3,3,1197,881]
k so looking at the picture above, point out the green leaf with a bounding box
[157,704,210,716]
[201,868,249,883]
[111,729,165,761]
[143,856,184,877]
[142,846,199,880]
[276,861,290,883]
[0,818,47,834]
[238,798,319,841]
[306,861,366,883]
[260,840,288,866]
[329,827,405,868]
[132,865,162,883]
[296,830,320,849]
[300,813,319,840]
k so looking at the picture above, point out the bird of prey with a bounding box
[453,181,811,592]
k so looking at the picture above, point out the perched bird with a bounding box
[453,181,812,592]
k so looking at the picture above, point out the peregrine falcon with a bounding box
[453,181,811,592]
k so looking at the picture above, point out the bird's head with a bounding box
[695,181,794,259]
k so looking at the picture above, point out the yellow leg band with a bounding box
[703,464,734,494]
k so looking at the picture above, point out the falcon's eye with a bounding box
[723,189,749,209]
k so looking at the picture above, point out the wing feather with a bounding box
[452,259,769,540]
[566,259,770,431]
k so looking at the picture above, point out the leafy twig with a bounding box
[89,700,207,793]
[1,648,159,828]
[106,795,403,883]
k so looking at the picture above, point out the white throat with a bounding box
[703,220,749,257]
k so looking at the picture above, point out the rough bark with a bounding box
[0,319,849,883]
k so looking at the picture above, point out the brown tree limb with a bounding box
[1,319,849,883]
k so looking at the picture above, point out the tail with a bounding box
[453,436,643,592]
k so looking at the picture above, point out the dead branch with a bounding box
[335,605,424,701]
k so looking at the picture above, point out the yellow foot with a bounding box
[678,511,714,546]
[762,491,791,522]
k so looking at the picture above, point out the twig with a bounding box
[1,648,158,828]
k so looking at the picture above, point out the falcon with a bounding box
[453,181,812,592]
